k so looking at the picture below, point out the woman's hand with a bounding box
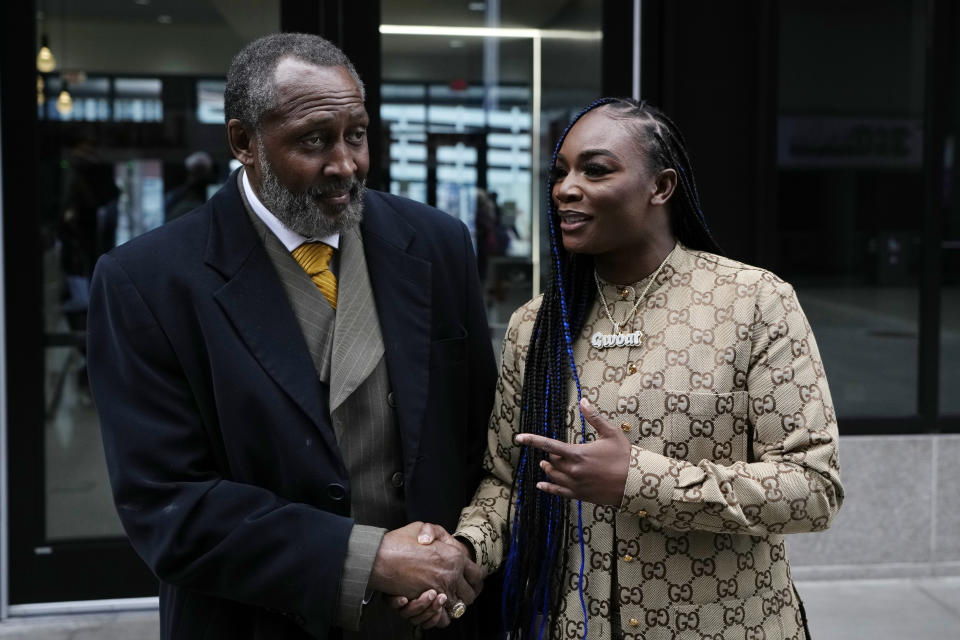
[515,398,630,506]
[386,523,483,629]
[388,590,451,629]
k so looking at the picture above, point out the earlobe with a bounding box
[226,119,256,166]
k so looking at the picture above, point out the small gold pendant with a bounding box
[591,330,644,349]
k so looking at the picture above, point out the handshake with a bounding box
[370,521,484,629]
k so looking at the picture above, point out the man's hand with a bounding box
[515,397,630,506]
[385,523,483,629]
[369,522,480,608]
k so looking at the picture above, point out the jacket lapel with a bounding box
[204,172,343,467]
[329,226,385,412]
[360,192,432,473]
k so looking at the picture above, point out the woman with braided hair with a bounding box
[395,98,843,639]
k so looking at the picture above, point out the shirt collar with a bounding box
[241,168,340,251]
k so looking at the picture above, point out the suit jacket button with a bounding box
[387,391,396,407]
[391,471,405,488]
[327,483,346,501]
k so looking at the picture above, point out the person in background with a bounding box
[164,150,216,222]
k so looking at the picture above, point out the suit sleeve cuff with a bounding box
[622,445,686,517]
[336,524,387,631]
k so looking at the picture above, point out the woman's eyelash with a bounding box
[583,163,610,175]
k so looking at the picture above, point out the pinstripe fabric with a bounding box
[331,227,409,640]
[239,176,412,639]
[329,225,385,413]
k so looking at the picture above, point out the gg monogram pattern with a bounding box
[456,244,843,639]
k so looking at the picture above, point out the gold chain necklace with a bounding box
[590,251,671,350]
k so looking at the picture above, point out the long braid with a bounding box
[503,97,718,639]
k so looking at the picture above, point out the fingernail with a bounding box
[539,460,547,469]
[437,593,448,605]
[427,591,436,601]
[580,398,591,409]
[398,597,408,606]
[418,535,431,544]
[515,435,525,444]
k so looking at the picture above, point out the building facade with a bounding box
[1,0,958,619]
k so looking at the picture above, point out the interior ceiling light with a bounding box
[379,24,602,40]
[158,14,172,24]
[36,1,56,72]
[468,2,486,10]
[56,80,73,116]
[55,0,72,115]
[37,34,56,73]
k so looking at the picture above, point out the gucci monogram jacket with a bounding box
[456,244,843,640]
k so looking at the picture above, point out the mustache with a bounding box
[306,178,364,199]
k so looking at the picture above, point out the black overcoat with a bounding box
[87,172,497,639]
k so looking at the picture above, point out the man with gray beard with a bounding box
[87,33,497,640]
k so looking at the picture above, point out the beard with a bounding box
[255,144,366,238]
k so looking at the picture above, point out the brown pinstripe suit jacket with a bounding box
[244,185,413,639]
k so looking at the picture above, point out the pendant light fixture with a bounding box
[36,1,56,72]
[55,0,72,116]
[37,35,56,73]
[56,79,73,116]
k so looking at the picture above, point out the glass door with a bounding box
[8,0,281,606]
[380,0,603,344]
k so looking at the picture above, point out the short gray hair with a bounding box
[224,32,365,130]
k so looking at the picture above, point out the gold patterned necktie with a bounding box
[291,242,338,309]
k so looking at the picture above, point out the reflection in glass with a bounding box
[943,274,960,415]
[197,79,227,124]
[776,0,926,417]
[114,77,163,122]
[45,347,124,540]
[34,0,280,545]
[380,0,603,343]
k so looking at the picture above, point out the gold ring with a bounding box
[451,600,466,619]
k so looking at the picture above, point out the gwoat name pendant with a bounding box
[591,330,644,349]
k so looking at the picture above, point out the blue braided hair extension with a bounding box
[502,97,720,640]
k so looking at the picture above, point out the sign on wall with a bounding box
[778,116,923,168]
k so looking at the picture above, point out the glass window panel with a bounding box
[197,79,226,124]
[776,0,926,418]
[114,77,163,122]
[40,75,112,121]
[114,77,162,96]
[381,0,602,345]
[35,0,280,545]
[943,11,960,416]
